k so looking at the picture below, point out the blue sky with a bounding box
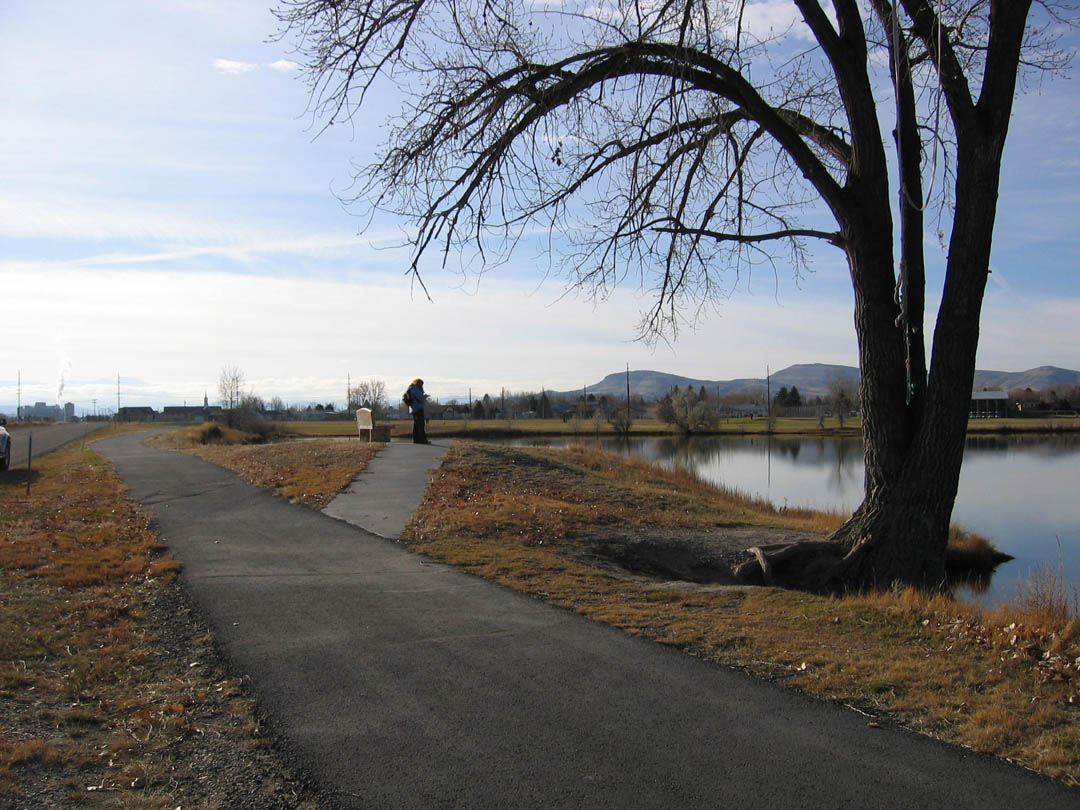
[2,0,1077,414]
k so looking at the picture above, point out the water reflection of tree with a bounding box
[770,439,812,463]
[655,436,868,502]
[608,437,664,463]
[964,436,1010,453]
[948,567,994,596]
[826,438,863,498]
[659,436,725,472]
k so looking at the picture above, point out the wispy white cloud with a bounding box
[3,258,1074,412]
[0,193,240,244]
[0,190,410,261]
[267,59,300,73]
[68,232,399,269]
[0,257,861,407]
[212,57,257,75]
[1,0,1075,416]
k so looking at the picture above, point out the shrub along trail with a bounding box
[91,431,1077,808]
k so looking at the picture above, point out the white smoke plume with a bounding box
[57,356,72,405]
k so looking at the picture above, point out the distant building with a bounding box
[725,403,768,418]
[162,406,212,422]
[970,390,1008,418]
[19,401,63,421]
[118,406,158,422]
[63,402,75,421]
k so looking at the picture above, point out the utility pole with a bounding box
[625,364,631,424]
[117,373,121,416]
[347,373,351,414]
[766,365,771,418]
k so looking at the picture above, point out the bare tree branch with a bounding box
[653,225,844,247]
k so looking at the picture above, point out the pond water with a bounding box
[500,433,1080,605]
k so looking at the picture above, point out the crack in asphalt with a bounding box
[142,481,243,506]
[384,629,527,647]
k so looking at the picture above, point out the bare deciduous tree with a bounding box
[349,378,388,417]
[218,365,246,411]
[274,0,1073,591]
[828,374,858,430]
[672,387,717,434]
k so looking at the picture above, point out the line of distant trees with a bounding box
[409,388,650,424]
[654,375,861,433]
[214,365,1078,433]
[216,368,652,426]
[1007,385,1080,414]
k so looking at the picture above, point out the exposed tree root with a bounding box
[733,540,849,593]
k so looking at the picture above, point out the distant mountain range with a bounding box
[562,364,1080,402]
[971,366,1080,393]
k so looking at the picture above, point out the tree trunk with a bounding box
[738,125,1011,592]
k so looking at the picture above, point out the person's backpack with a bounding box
[402,390,411,408]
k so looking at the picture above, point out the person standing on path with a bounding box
[406,378,429,444]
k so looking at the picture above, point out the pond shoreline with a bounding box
[285,415,1080,441]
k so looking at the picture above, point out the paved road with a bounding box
[95,432,1078,809]
[4,421,104,469]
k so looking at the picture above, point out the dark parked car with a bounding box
[0,420,10,470]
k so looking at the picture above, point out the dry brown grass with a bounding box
[947,525,1015,569]
[0,438,317,807]
[967,417,1080,434]
[403,441,1080,784]
[1011,557,1080,629]
[147,421,282,448]
[409,442,826,544]
[284,416,866,439]
[151,431,384,510]
[286,415,1080,440]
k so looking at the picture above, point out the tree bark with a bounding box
[734,0,1034,594]
[739,126,1013,593]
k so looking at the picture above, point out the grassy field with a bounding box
[0,428,318,808]
[403,441,1080,783]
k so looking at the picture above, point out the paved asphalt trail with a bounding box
[323,441,448,539]
[96,433,1077,809]
[4,421,102,469]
